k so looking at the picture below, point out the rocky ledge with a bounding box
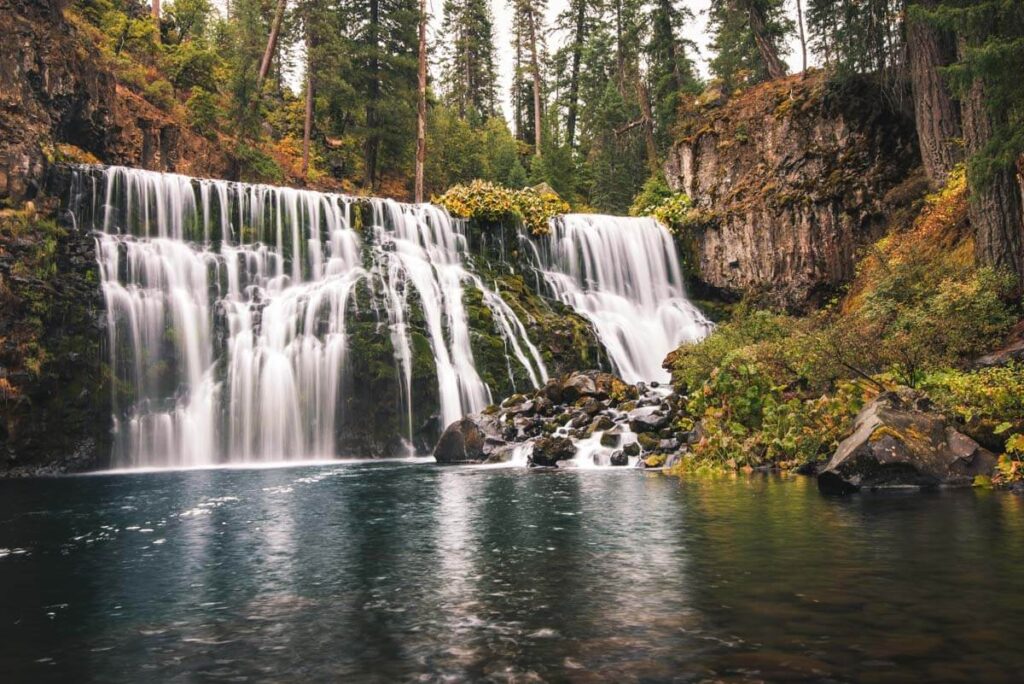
[433,371,692,469]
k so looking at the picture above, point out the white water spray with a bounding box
[527,214,712,383]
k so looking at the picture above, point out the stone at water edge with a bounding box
[817,390,997,494]
[610,451,628,466]
[433,415,506,464]
[529,436,576,468]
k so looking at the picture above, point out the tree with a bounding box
[924,1,1024,287]
[415,0,427,202]
[645,0,700,149]
[907,0,963,189]
[440,0,499,122]
[708,0,792,88]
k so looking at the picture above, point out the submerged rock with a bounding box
[817,390,997,494]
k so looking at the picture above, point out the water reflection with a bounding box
[0,466,1022,682]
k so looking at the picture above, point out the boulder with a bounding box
[529,436,576,467]
[434,414,506,464]
[622,442,641,457]
[817,390,998,494]
[600,428,623,448]
[610,451,629,466]
[629,410,671,434]
[559,370,632,403]
[589,415,615,434]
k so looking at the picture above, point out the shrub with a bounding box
[142,78,176,111]
[922,363,1024,425]
[434,180,569,236]
[186,87,220,138]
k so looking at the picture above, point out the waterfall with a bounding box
[526,214,712,383]
[76,165,547,468]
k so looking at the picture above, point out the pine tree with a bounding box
[708,0,791,89]
[645,0,700,149]
[440,0,499,122]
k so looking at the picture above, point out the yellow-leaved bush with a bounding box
[434,180,569,236]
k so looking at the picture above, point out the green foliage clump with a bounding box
[434,180,569,236]
[185,87,220,139]
[922,364,1024,425]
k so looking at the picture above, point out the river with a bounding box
[1,463,1022,681]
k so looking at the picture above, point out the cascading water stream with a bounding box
[526,214,712,384]
[75,165,548,468]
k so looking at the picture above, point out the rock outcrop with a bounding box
[0,0,232,205]
[0,207,111,475]
[817,390,997,494]
[665,73,923,310]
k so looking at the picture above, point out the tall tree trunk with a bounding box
[302,34,314,179]
[257,0,288,94]
[636,79,659,173]
[514,24,523,140]
[527,4,542,157]
[795,0,807,72]
[152,0,160,21]
[961,73,1024,287]
[566,1,585,150]
[907,1,963,189]
[742,0,787,80]
[415,0,427,203]
[365,0,381,188]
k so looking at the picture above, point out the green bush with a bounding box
[186,87,220,138]
[923,363,1024,425]
[142,78,176,111]
[434,180,569,236]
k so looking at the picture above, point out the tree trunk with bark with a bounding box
[302,33,314,179]
[257,0,288,95]
[566,1,585,150]
[743,0,787,80]
[527,4,542,157]
[907,1,963,189]
[961,74,1024,287]
[415,0,427,203]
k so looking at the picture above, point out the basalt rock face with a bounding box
[0,206,111,475]
[818,390,997,494]
[665,73,923,310]
[0,0,232,205]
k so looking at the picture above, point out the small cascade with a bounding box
[75,165,547,468]
[526,214,712,383]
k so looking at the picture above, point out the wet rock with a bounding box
[817,390,998,494]
[589,415,615,433]
[570,412,590,429]
[622,442,641,457]
[533,396,555,417]
[529,436,576,467]
[641,454,667,468]
[578,396,604,416]
[600,428,623,448]
[637,433,660,452]
[610,451,628,466]
[434,415,505,464]
[629,410,670,434]
[658,438,680,452]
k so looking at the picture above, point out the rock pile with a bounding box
[433,370,693,468]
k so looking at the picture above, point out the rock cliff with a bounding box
[665,73,923,310]
[0,0,233,205]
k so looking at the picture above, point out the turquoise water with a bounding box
[1,462,1022,682]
